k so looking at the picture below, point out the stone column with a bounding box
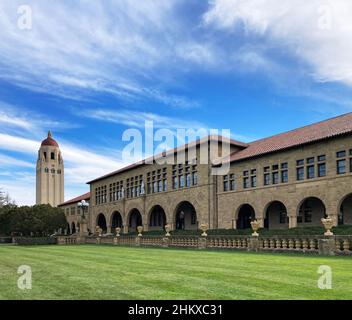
[143,223,149,232]
[289,215,297,229]
[198,237,207,250]
[106,224,111,234]
[248,236,259,252]
[123,225,129,234]
[318,238,336,256]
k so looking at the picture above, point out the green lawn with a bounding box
[0,245,351,300]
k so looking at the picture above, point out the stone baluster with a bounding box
[302,239,308,251]
[343,239,350,255]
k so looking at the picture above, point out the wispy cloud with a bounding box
[73,108,207,130]
[0,0,200,108]
[203,0,352,87]
[0,102,79,138]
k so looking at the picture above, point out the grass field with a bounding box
[0,245,351,300]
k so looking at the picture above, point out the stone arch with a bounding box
[96,213,107,233]
[127,208,143,232]
[338,193,352,225]
[110,211,123,233]
[174,201,198,230]
[148,205,167,231]
[264,201,288,229]
[235,203,255,229]
[296,197,326,226]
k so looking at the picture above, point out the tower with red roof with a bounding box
[36,131,64,207]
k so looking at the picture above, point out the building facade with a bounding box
[61,113,352,234]
[58,192,90,234]
[36,131,64,207]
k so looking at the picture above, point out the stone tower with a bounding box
[36,131,64,207]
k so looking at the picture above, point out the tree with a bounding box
[0,189,15,207]
[0,204,67,236]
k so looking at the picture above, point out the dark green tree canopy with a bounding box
[0,204,66,236]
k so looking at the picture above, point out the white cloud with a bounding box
[203,0,352,86]
[0,133,128,205]
[0,0,199,108]
[73,108,207,130]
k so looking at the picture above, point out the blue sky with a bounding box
[1,0,352,205]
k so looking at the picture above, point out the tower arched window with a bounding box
[51,169,55,174]
[51,152,55,160]
[57,169,61,174]
[45,168,49,173]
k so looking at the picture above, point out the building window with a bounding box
[192,172,198,186]
[264,173,270,186]
[243,177,249,189]
[44,168,49,173]
[173,176,178,189]
[318,155,326,162]
[337,159,346,174]
[186,174,191,187]
[179,175,184,188]
[272,171,279,184]
[229,174,235,191]
[296,167,304,181]
[163,179,167,192]
[296,159,304,166]
[336,150,346,158]
[251,175,257,188]
[281,170,288,183]
[51,152,55,160]
[318,163,326,177]
[223,175,228,192]
[281,163,288,183]
[307,165,315,179]
[306,157,314,164]
[51,169,55,174]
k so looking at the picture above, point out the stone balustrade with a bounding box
[54,234,352,256]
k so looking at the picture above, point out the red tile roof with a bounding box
[41,130,59,147]
[58,192,90,207]
[87,135,247,184]
[223,112,352,164]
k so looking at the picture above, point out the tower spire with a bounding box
[48,130,52,138]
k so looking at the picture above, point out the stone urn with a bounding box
[137,226,143,237]
[95,226,102,237]
[200,223,208,237]
[115,227,121,237]
[250,220,260,237]
[321,217,334,236]
[165,224,171,237]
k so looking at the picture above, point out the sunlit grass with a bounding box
[0,245,351,300]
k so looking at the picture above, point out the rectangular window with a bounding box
[296,159,304,166]
[264,173,270,186]
[251,175,257,188]
[272,164,279,171]
[337,150,346,158]
[163,179,167,192]
[318,163,326,177]
[272,172,279,184]
[306,157,314,164]
[186,174,191,187]
[223,180,228,192]
[281,162,288,169]
[318,155,326,162]
[337,159,346,174]
[173,176,178,189]
[281,170,288,183]
[179,175,184,188]
[192,172,198,185]
[296,167,304,181]
[51,152,55,160]
[264,166,270,173]
[307,165,315,179]
[230,174,235,191]
[243,170,249,177]
[243,177,249,189]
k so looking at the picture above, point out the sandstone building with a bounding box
[36,131,64,207]
[60,113,352,234]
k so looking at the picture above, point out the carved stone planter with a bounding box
[321,217,334,236]
[250,220,260,237]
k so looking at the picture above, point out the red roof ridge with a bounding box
[58,192,90,207]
